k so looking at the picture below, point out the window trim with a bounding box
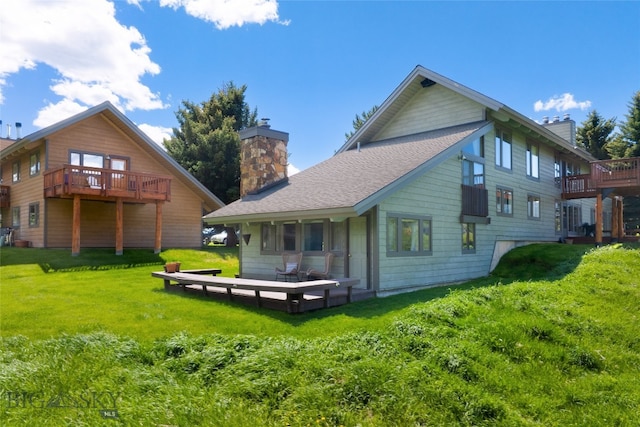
[526,140,540,180]
[260,220,344,256]
[494,128,512,171]
[12,161,20,183]
[29,151,41,177]
[28,202,40,227]
[527,193,541,220]
[496,186,514,217]
[462,222,476,254]
[386,213,432,257]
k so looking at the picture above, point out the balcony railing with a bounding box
[44,165,171,202]
[0,185,9,208]
[461,184,488,217]
[563,157,640,199]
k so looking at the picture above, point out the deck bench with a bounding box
[151,271,359,313]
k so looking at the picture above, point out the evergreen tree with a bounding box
[164,82,257,205]
[344,105,379,141]
[619,90,640,158]
[576,110,616,160]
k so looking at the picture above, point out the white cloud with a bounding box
[138,123,174,148]
[533,93,591,112]
[33,99,89,128]
[0,0,165,126]
[288,163,300,176]
[159,0,287,29]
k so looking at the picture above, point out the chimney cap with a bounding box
[258,118,271,128]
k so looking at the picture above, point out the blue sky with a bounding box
[1,1,638,173]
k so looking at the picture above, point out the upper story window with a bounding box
[462,136,485,187]
[526,142,539,179]
[70,151,104,168]
[12,161,20,182]
[495,129,512,170]
[30,152,41,176]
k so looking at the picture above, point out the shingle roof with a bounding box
[204,121,490,223]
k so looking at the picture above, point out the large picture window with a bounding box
[261,220,344,254]
[70,151,104,168]
[495,129,512,170]
[386,214,432,256]
[462,136,485,187]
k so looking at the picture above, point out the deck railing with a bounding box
[461,184,488,217]
[563,157,640,199]
[43,165,171,202]
[0,185,9,208]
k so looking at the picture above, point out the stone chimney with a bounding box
[542,113,576,146]
[239,119,289,197]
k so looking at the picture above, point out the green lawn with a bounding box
[1,243,639,426]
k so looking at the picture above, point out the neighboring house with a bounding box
[204,66,626,295]
[0,101,224,254]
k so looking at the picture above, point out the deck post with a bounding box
[115,197,124,255]
[618,198,625,239]
[612,197,620,242]
[71,194,81,256]
[154,201,163,254]
[595,192,603,247]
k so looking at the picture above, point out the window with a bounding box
[29,152,41,176]
[495,129,512,170]
[387,214,432,255]
[303,221,324,251]
[554,156,562,188]
[462,136,485,187]
[527,194,541,219]
[462,222,475,253]
[12,207,20,228]
[330,221,345,252]
[12,161,20,182]
[496,187,513,216]
[282,223,297,251]
[261,223,276,252]
[526,142,539,179]
[29,203,39,227]
[70,151,104,168]
[564,204,582,234]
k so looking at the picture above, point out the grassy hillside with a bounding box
[0,244,639,426]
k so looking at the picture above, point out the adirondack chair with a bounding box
[275,252,303,281]
[305,252,334,280]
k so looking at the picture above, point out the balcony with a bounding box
[563,157,640,199]
[461,184,488,218]
[44,165,171,203]
[0,185,9,208]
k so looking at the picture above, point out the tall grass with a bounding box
[1,243,639,426]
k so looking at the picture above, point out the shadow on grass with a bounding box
[0,247,165,273]
[154,243,594,323]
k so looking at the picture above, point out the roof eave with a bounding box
[203,206,360,225]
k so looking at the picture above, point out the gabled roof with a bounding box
[204,121,491,224]
[339,65,594,161]
[0,101,224,211]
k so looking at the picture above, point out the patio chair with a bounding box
[275,252,303,281]
[306,252,334,280]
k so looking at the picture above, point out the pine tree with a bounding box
[576,110,616,160]
[344,105,379,141]
[619,90,640,158]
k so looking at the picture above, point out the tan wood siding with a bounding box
[374,85,485,141]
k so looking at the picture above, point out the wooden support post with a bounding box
[619,198,625,239]
[612,197,620,242]
[595,193,603,247]
[115,197,123,255]
[71,195,81,256]
[154,201,163,254]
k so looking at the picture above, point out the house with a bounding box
[203,65,626,296]
[0,101,224,254]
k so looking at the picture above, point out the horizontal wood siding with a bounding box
[374,85,485,141]
[41,113,207,248]
[1,144,46,247]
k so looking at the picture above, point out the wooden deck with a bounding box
[563,157,640,199]
[43,165,171,203]
[152,271,372,313]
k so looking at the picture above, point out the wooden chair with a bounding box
[306,252,334,280]
[275,252,302,281]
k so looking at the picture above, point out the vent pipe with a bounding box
[15,122,22,139]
